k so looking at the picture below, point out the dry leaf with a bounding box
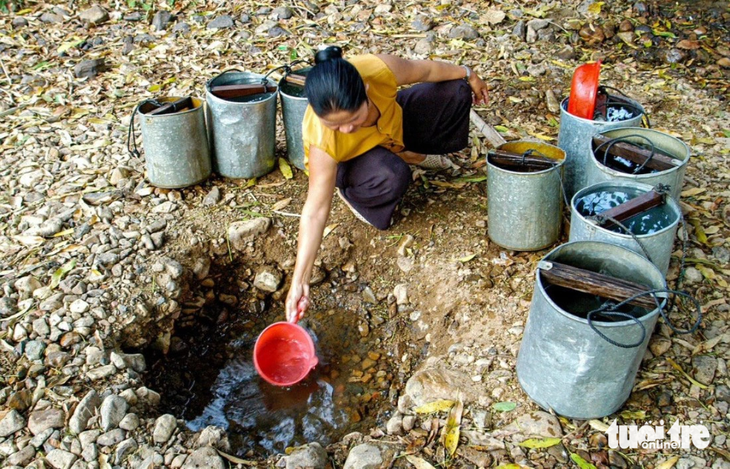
[323,223,339,238]
[588,420,610,432]
[271,197,292,212]
[518,437,562,449]
[279,158,293,179]
[414,400,455,414]
[441,397,463,456]
[406,455,438,469]
[656,456,680,469]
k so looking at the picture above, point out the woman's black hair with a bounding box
[304,46,368,118]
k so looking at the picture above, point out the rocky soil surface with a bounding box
[1,0,729,468]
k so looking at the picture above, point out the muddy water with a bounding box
[575,190,674,235]
[144,302,393,456]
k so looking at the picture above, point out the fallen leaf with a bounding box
[216,449,256,465]
[492,401,516,412]
[457,254,477,263]
[279,158,293,179]
[666,357,708,389]
[656,456,680,469]
[620,410,646,420]
[323,223,339,239]
[406,455,438,469]
[519,437,562,449]
[51,261,77,288]
[588,420,610,432]
[681,187,706,197]
[11,235,45,246]
[442,397,463,456]
[571,453,597,469]
[414,400,455,414]
[271,197,292,212]
[587,2,604,15]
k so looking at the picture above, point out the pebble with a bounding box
[0,410,26,438]
[342,444,383,469]
[97,428,126,446]
[7,444,36,466]
[28,408,66,435]
[692,355,717,385]
[100,394,128,431]
[284,442,327,469]
[25,340,46,360]
[45,448,77,469]
[393,284,408,305]
[253,267,282,292]
[203,187,220,206]
[182,446,226,468]
[69,390,101,434]
[119,413,140,431]
[386,413,403,435]
[683,267,704,285]
[228,218,271,250]
[153,414,178,444]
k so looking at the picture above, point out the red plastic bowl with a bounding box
[567,61,601,119]
[253,322,318,387]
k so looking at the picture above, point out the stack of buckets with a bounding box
[133,67,311,189]
[487,61,693,419]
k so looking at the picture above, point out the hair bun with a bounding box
[314,45,343,64]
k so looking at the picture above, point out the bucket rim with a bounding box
[205,71,278,105]
[536,241,667,327]
[486,157,564,175]
[137,96,206,118]
[560,96,645,124]
[253,321,317,387]
[570,181,681,239]
[593,127,691,173]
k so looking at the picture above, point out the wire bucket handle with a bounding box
[587,288,702,348]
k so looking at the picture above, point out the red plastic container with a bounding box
[253,322,318,387]
[567,61,601,119]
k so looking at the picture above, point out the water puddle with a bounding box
[144,299,393,457]
[575,190,675,235]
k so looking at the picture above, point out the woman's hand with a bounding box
[286,282,310,323]
[468,71,489,106]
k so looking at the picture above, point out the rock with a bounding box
[41,12,64,23]
[16,275,43,293]
[449,24,479,40]
[512,21,526,40]
[579,24,605,45]
[413,38,432,55]
[203,187,220,206]
[28,408,66,435]
[195,426,227,449]
[173,21,190,34]
[649,338,671,356]
[484,9,506,25]
[393,284,408,305]
[284,442,327,469]
[271,6,294,19]
[110,352,146,372]
[362,286,378,304]
[182,446,226,469]
[343,444,383,469]
[692,355,717,385]
[556,45,576,60]
[405,364,482,406]
[74,59,107,79]
[546,90,560,114]
[503,411,563,441]
[719,57,730,69]
[46,449,77,469]
[207,15,234,30]
[152,10,174,31]
[7,389,32,411]
[12,17,28,28]
[526,19,549,30]
[683,267,703,285]
[402,415,416,432]
[70,390,101,434]
[253,267,282,292]
[119,413,140,431]
[411,15,433,31]
[100,395,129,431]
[79,5,109,25]
[97,428,126,446]
[716,384,730,403]
[0,296,18,317]
[386,413,403,435]
[153,414,177,444]
[86,364,116,380]
[662,48,686,64]
[228,218,271,250]
[617,31,635,46]
[7,444,36,466]
[25,340,46,360]
[70,299,90,314]
[0,410,26,437]
[115,438,138,464]
[136,386,161,406]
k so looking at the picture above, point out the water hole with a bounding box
[142,264,400,458]
[575,190,675,235]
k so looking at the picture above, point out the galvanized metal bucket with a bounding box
[516,241,667,419]
[557,97,645,200]
[279,67,311,170]
[137,97,212,188]
[487,141,565,251]
[584,127,690,201]
[570,181,681,276]
[206,71,277,179]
